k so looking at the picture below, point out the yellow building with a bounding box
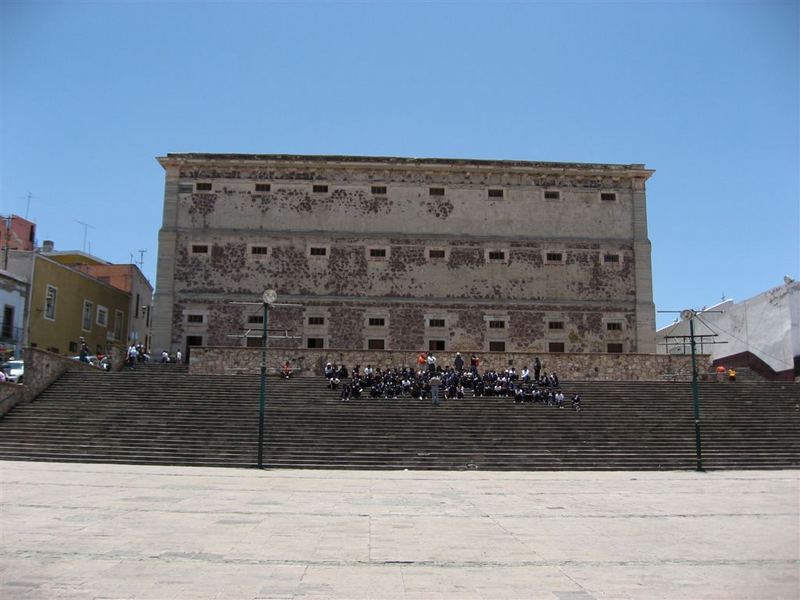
[8,250,130,356]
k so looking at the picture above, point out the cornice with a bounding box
[157,153,654,181]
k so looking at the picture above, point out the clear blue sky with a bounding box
[2,0,798,328]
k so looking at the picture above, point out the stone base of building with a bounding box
[188,346,707,382]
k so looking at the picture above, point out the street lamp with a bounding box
[257,289,277,468]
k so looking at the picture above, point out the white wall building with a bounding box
[656,279,800,381]
[0,269,29,359]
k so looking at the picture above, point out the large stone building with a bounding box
[152,154,656,357]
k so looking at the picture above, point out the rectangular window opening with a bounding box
[489,341,506,352]
[307,337,325,349]
[196,182,212,192]
[368,317,386,327]
[488,189,504,198]
[371,185,387,195]
[308,316,325,326]
[310,247,327,256]
[429,340,446,351]
[187,314,204,324]
[191,244,209,254]
[549,342,565,353]
[606,322,623,331]
[246,337,262,347]
[603,254,620,263]
[251,246,269,256]
[255,183,271,193]
[312,184,329,193]
[488,251,506,261]
[248,315,264,324]
[178,183,194,194]
[428,249,446,259]
[44,285,57,321]
[428,318,445,328]
[488,320,506,329]
[607,343,624,353]
[546,252,563,263]
[82,300,93,332]
[601,192,617,202]
[429,187,445,196]
[367,339,385,350]
[369,248,387,258]
[544,190,560,200]
[548,321,564,330]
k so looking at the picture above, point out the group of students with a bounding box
[323,356,582,410]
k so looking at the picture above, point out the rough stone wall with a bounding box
[172,233,636,303]
[173,300,636,354]
[189,346,706,382]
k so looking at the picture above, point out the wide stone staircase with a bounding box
[0,368,797,470]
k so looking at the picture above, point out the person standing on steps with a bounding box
[430,372,442,406]
[533,357,541,382]
[454,352,464,373]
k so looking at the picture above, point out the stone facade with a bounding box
[188,347,705,382]
[152,154,656,356]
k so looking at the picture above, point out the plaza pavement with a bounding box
[1,460,798,600]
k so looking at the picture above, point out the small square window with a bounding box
[246,337,262,347]
[601,192,617,202]
[186,335,203,347]
[607,343,624,353]
[178,183,193,194]
[429,187,445,196]
[428,249,446,259]
[313,184,328,193]
[191,244,209,254]
[307,337,325,349]
[544,190,560,200]
[546,252,563,263]
[248,315,264,324]
[488,251,506,261]
[603,254,620,263]
[368,339,385,350]
[548,321,564,330]
[187,314,204,324]
[489,341,506,352]
[428,318,445,328]
[488,189,504,198]
[369,248,387,258]
[429,340,446,351]
[69,341,78,353]
[255,183,271,193]
[488,320,506,329]
[310,247,327,256]
[371,185,387,195]
[549,342,565,353]
[251,246,269,256]
[196,182,212,192]
[308,316,325,326]
[606,322,623,331]
[368,317,386,327]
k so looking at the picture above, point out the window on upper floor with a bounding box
[429,187,445,196]
[371,185,387,195]
[196,182,212,192]
[312,184,328,193]
[601,192,617,202]
[544,190,560,200]
[488,189,504,198]
[255,183,271,193]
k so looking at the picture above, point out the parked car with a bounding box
[1,360,24,383]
